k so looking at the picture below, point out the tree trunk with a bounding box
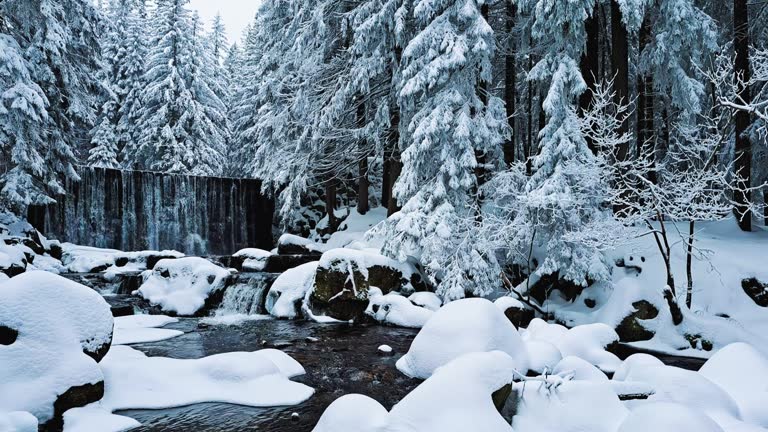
[357,97,369,215]
[503,2,517,165]
[580,4,600,153]
[611,0,629,154]
[686,220,694,308]
[734,0,752,231]
[387,103,402,216]
[325,180,338,232]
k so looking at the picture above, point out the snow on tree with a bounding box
[376,0,508,300]
[502,0,617,287]
[1,0,104,212]
[128,0,226,175]
[117,0,148,163]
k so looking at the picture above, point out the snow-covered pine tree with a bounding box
[1,0,104,212]
[89,0,136,168]
[118,0,148,165]
[130,0,226,175]
[510,0,617,286]
[377,0,508,300]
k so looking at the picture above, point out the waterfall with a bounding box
[216,274,276,316]
[27,166,274,255]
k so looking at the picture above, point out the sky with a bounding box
[188,0,262,45]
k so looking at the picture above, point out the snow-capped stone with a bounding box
[233,248,272,271]
[277,234,329,255]
[312,394,388,432]
[365,290,433,328]
[524,340,562,374]
[378,345,393,354]
[408,292,442,311]
[0,271,113,427]
[396,298,529,379]
[136,257,230,316]
[112,315,183,345]
[266,261,319,319]
[612,353,665,381]
[495,296,535,328]
[553,356,610,382]
[556,323,622,372]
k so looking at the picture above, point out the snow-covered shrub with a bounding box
[136,257,231,316]
[312,394,388,432]
[266,262,319,319]
[365,290,433,328]
[512,380,627,432]
[396,298,529,379]
[0,271,113,427]
[699,343,768,427]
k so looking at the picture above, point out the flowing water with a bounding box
[216,273,276,315]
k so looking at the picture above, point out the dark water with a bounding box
[117,319,421,432]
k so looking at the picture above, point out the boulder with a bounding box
[264,254,321,273]
[741,278,768,307]
[0,272,113,429]
[276,234,327,256]
[311,249,415,321]
[494,297,535,328]
[615,300,658,342]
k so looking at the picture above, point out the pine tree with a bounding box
[118,0,148,165]
[379,0,508,300]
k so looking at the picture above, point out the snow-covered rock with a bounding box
[396,298,529,379]
[312,394,388,432]
[98,345,314,411]
[612,353,664,381]
[0,272,113,427]
[495,296,535,328]
[61,244,184,274]
[233,248,272,271]
[386,351,520,432]
[63,406,140,432]
[523,320,621,372]
[312,248,417,321]
[524,340,562,374]
[136,257,230,316]
[617,402,724,432]
[513,380,628,432]
[266,261,319,319]
[0,412,37,432]
[112,315,183,345]
[408,292,442,311]
[553,356,610,382]
[277,234,329,255]
[365,290,433,328]
[700,343,768,427]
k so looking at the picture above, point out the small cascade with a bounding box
[216,273,276,315]
[116,273,144,295]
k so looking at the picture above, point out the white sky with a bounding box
[188,0,262,45]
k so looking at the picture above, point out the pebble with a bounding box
[378,344,393,354]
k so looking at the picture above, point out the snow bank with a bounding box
[522,319,621,372]
[312,394,388,432]
[387,351,520,432]
[396,298,529,379]
[0,272,113,424]
[136,257,230,316]
[365,290,433,328]
[0,412,37,432]
[233,248,272,271]
[112,315,183,345]
[513,380,627,432]
[700,343,768,427]
[408,291,442,311]
[63,406,139,432]
[617,402,724,432]
[98,346,314,411]
[266,261,318,319]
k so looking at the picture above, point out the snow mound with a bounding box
[278,234,330,254]
[612,353,664,381]
[312,394,388,432]
[617,402,724,432]
[408,291,442,311]
[387,351,522,432]
[136,257,230,316]
[112,315,182,345]
[266,261,319,319]
[700,343,768,427]
[233,248,272,271]
[553,356,610,382]
[98,346,314,411]
[523,320,621,372]
[396,298,529,379]
[365,290,433,328]
[513,380,628,432]
[494,296,525,311]
[523,318,569,345]
[524,340,562,374]
[0,412,37,432]
[0,271,113,424]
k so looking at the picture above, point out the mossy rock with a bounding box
[311,260,408,321]
[615,300,658,342]
[741,278,768,307]
[684,333,714,352]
